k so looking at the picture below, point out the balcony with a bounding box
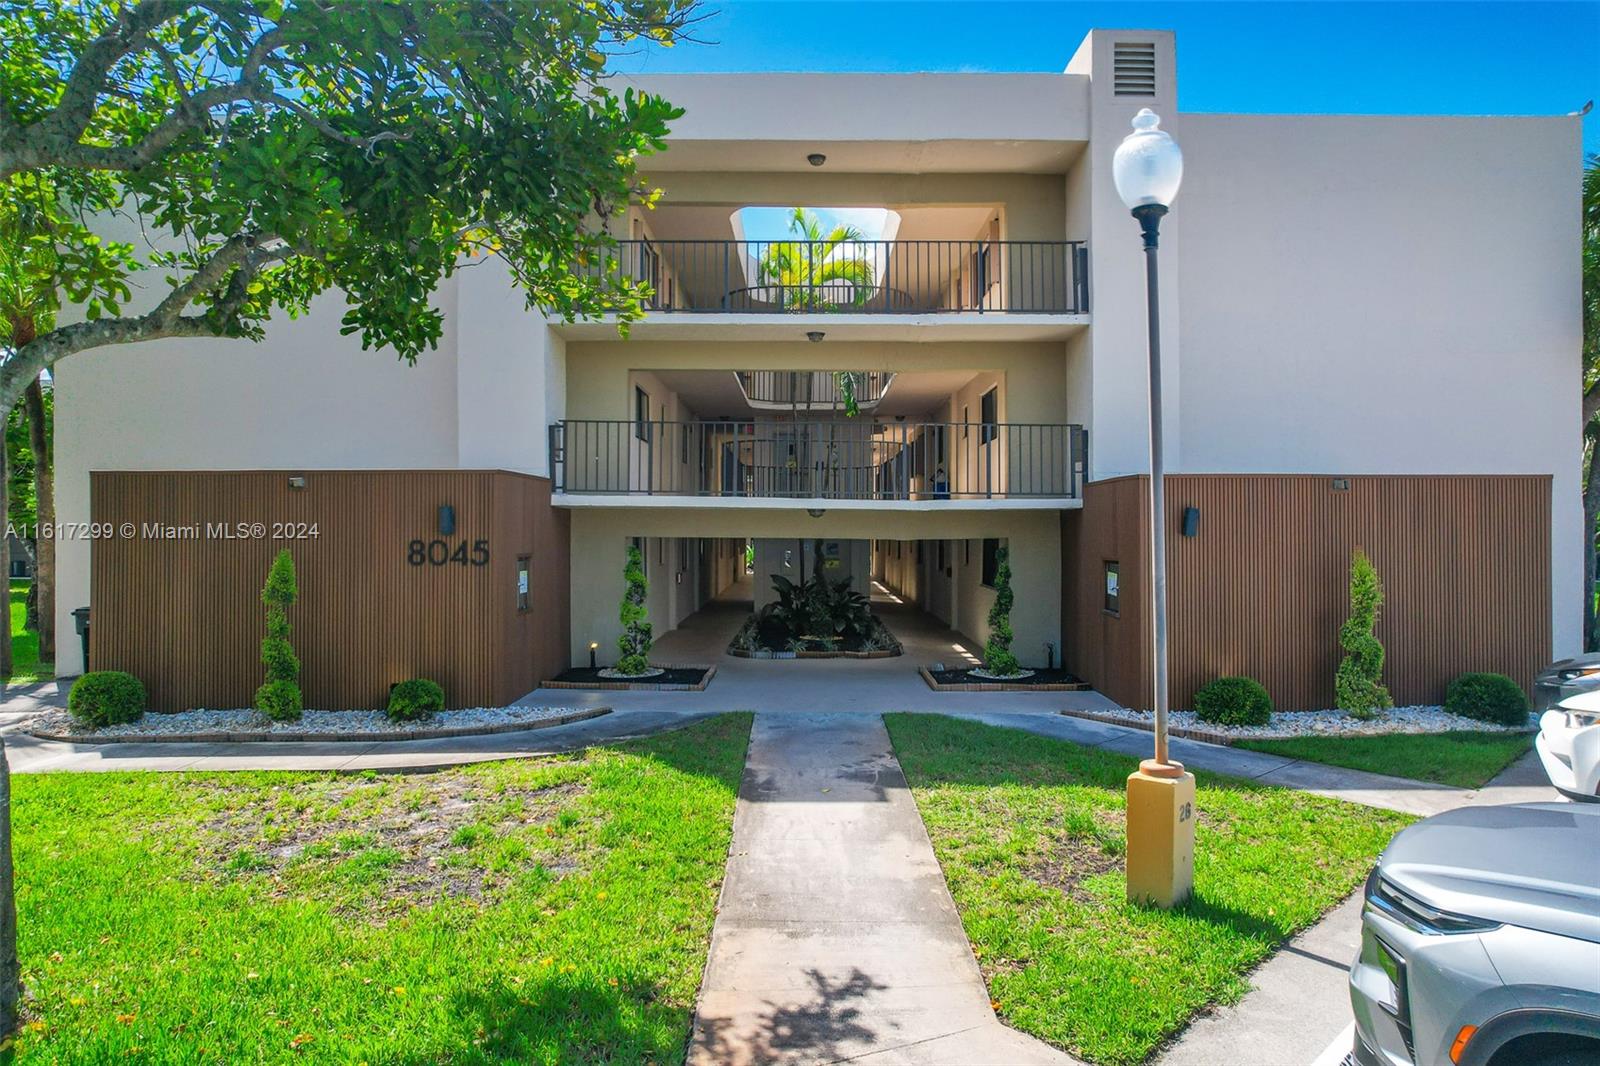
[577,239,1089,316]
[550,419,1087,506]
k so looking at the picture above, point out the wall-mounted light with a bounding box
[1331,478,1351,491]
[807,152,827,167]
[589,641,599,669]
[438,504,456,536]
[806,331,825,343]
[287,475,307,490]
[1181,506,1200,538]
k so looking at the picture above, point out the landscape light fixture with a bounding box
[589,641,599,669]
[807,152,826,167]
[806,331,825,343]
[1112,107,1195,909]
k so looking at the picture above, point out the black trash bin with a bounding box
[71,607,90,672]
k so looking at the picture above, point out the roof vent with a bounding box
[1113,42,1157,97]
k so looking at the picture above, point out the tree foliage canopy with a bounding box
[0,0,696,409]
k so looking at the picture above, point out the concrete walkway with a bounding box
[689,713,1074,1065]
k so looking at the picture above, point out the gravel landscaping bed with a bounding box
[1067,704,1533,741]
[31,704,610,743]
[922,666,1090,692]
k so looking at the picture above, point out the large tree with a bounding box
[1580,155,1598,648]
[0,0,696,415]
[0,0,699,1037]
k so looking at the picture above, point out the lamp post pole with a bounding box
[1133,201,1170,767]
[1113,108,1194,908]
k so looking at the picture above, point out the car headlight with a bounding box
[1566,710,1600,729]
[1557,666,1600,682]
[1364,868,1502,935]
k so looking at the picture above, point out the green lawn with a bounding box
[1235,730,1533,788]
[7,578,53,683]
[884,714,1410,1066]
[11,713,752,1063]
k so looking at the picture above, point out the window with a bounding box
[981,538,1002,588]
[680,420,689,466]
[980,386,998,445]
[1104,561,1120,615]
[963,405,970,439]
[634,387,650,442]
[515,555,530,611]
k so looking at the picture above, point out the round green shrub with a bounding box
[1193,676,1273,727]
[67,671,146,728]
[1444,673,1529,727]
[255,678,303,722]
[387,678,445,722]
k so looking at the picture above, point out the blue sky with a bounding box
[614,1,1599,155]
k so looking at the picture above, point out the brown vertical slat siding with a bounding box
[1063,474,1552,712]
[90,470,569,712]
[1060,476,1149,709]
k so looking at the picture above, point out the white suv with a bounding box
[1537,690,1600,802]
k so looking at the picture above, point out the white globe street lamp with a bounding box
[1113,108,1194,909]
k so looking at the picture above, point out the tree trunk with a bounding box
[0,736,17,1039]
[24,377,52,662]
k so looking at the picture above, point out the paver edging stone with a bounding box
[31,706,612,745]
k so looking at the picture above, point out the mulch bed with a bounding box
[543,665,716,691]
[920,666,1090,693]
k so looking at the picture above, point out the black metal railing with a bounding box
[551,419,1087,500]
[576,239,1089,314]
[736,370,895,411]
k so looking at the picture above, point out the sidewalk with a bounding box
[689,713,1074,1065]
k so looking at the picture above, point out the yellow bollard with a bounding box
[1126,759,1196,907]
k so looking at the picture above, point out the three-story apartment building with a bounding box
[54,30,1582,713]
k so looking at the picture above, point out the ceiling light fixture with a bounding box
[806,331,825,343]
[807,153,826,167]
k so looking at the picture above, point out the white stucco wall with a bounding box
[1173,112,1585,654]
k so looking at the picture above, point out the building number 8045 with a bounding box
[407,539,489,567]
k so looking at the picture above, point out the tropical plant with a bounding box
[255,549,301,722]
[1335,548,1392,720]
[762,573,872,641]
[983,545,1021,676]
[0,0,698,418]
[755,208,875,314]
[616,544,653,675]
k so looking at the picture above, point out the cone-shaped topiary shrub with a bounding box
[255,549,302,721]
[387,678,445,722]
[68,671,146,728]
[983,545,1021,676]
[616,543,653,676]
[1335,547,1392,720]
[1444,672,1530,727]
[1193,676,1273,727]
